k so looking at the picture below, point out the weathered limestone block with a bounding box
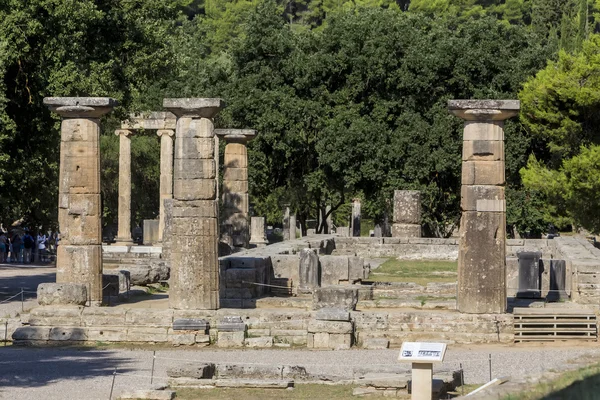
[393,190,421,224]
[171,333,197,346]
[313,286,358,310]
[461,161,505,185]
[307,320,353,334]
[320,256,349,285]
[458,211,506,313]
[218,316,246,332]
[29,306,84,326]
[12,327,51,342]
[315,307,350,321]
[126,327,169,342]
[299,249,319,293]
[118,390,175,400]
[245,336,274,348]
[391,223,421,238]
[461,185,505,211]
[125,309,174,327]
[173,319,209,332]
[349,257,367,282]
[362,338,390,349]
[216,364,283,380]
[49,327,88,341]
[462,140,504,161]
[81,307,127,326]
[37,283,87,306]
[217,331,245,347]
[168,363,215,379]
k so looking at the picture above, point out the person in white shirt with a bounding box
[37,233,47,262]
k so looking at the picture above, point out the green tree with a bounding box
[0,0,179,229]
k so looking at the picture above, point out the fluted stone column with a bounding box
[164,98,225,310]
[157,129,175,242]
[115,129,133,244]
[449,99,519,314]
[351,199,361,237]
[215,129,256,248]
[249,216,268,247]
[44,97,118,305]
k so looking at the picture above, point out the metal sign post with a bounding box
[398,342,447,400]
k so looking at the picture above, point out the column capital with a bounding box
[157,129,175,138]
[115,129,132,137]
[163,98,225,118]
[44,97,118,118]
[215,129,256,144]
[448,99,520,121]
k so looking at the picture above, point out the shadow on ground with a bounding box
[0,265,55,303]
[0,346,135,388]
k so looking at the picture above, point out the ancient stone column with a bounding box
[326,205,333,234]
[164,98,225,310]
[157,129,175,242]
[351,199,361,237]
[392,190,421,238]
[44,97,118,305]
[215,129,256,248]
[289,215,297,240]
[115,129,133,245]
[449,99,519,314]
[249,216,268,247]
[283,205,291,240]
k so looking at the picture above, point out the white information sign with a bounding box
[398,342,447,363]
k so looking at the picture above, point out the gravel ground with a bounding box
[1,344,600,399]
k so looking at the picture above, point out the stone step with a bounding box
[118,389,175,400]
[214,379,294,389]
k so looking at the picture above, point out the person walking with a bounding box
[11,233,23,263]
[0,232,7,263]
[37,232,47,263]
[23,232,34,264]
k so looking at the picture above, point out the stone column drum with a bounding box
[157,129,175,242]
[164,98,225,310]
[351,199,361,237]
[44,97,118,305]
[392,190,421,238]
[449,99,519,314]
[115,129,133,244]
[215,129,256,248]
[249,216,268,247]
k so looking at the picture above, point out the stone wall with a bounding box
[13,306,514,346]
[552,237,600,304]
[102,245,168,285]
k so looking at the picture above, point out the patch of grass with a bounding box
[368,259,457,285]
[502,362,600,400]
[175,384,364,399]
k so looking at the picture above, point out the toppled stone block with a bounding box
[118,390,175,400]
[315,308,350,321]
[173,318,209,331]
[362,338,390,349]
[218,316,246,332]
[167,363,215,379]
[49,327,88,341]
[245,336,274,348]
[37,283,87,306]
[313,286,358,310]
[217,364,283,380]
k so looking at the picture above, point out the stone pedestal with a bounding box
[157,129,175,242]
[44,97,117,305]
[299,248,319,293]
[449,99,519,314]
[392,190,421,238]
[249,217,268,247]
[351,199,361,237]
[164,98,225,310]
[115,129,133,244]
[283,205,291,240]
[215,129,256,248]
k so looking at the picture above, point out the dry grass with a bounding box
[176,384,360,399]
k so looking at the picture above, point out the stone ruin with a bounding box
[11,97,600,354]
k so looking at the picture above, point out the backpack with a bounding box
[23,235,33,249]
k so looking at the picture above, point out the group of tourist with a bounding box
[0,230,58,264]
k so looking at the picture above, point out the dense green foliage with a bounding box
[2,0,600,235]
